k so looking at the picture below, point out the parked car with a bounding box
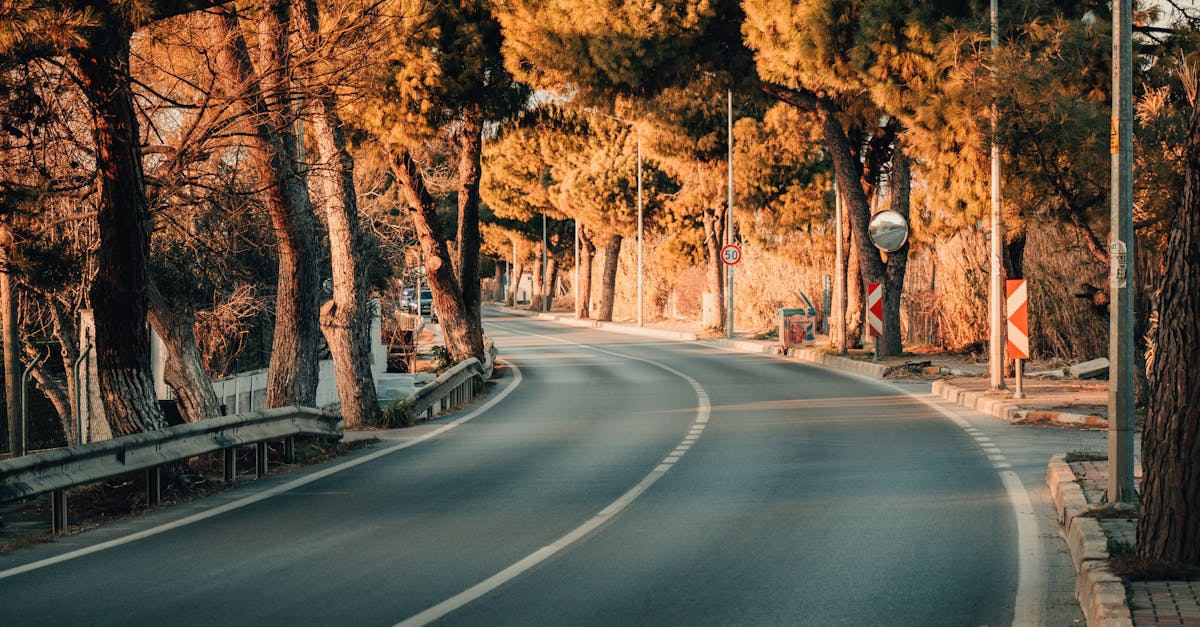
[406,288,435,318]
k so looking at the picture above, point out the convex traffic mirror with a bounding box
[868,210,909,252]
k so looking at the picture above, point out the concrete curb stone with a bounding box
[933,380,1105,428]
[1046,454,1134,627]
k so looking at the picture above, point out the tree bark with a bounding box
[389,148,482,362]
[299,0,379,426]
[506,258,522,307]
[879,146,912,357]
[2,259,21,455]
[455,109,486,356]
[596,234,622,322]
[1138,90,1200,567]
[703,203,726,328]
[547,257,559,306]
[529,255,544,312]
[205,6,321,408]
[576,226,594,319]
[491,262,505,302]
[846,231,864,348]
[146,281,221,423]
[71,23,168,437]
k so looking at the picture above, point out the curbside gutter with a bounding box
[786,347,894,379]
[1046,454,1134,627]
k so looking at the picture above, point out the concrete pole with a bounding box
[574,220,580,318]
[511,239,516,302]
[726,90,735,339]
[834,182,846,354]
[637,135,644,327]
[989,0,1006,391]
[542,212,549,311]
[1107,0,1136,504]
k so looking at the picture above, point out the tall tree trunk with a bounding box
[146,282,221,423]
[71,25,167,437]
[1138,88,1200,567]
[879,147,912,357]
[547,257,559,306]
[205,6,321,408]
[299,0,379,426]
[2,229,20,454]
[529,256,544,312]
[577,226,594,319]
[37,296,80,444]
[846,232,864,348]
[389,148,481,362]
[455,110,486,356]
[506,259,523,307]
[596,234,622,322]
[702,204,726,328]
[492,262,505,302]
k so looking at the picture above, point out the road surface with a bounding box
[0,309,1103,625]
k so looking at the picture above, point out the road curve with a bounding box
[0,310,1019,626]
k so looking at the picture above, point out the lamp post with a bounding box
[726,90,735,340]
[989,0,1006,391]
[636,135,644,327]
[1108,0,1136,505]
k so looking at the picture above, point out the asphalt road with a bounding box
[0,310,1104,625]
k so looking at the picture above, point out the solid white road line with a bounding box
[0,361,525,582]
[397,323,712,627]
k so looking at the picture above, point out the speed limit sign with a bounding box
[721,243,742,266]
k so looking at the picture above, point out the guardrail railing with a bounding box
[0,406,341,533]
[405,339,498,421]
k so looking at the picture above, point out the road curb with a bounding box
[931,380,1103,427]
[1046,454,1134,627]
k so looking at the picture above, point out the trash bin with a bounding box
[780,293,817,350]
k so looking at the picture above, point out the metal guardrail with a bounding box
[405,339,499,421]
[0,406,341,533]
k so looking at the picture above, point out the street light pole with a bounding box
[726,90,735,340]
[989,0,1006,391]
[542,212,549,312]
[1108,0,1136,504]
[637,135,644,327]
[834,182,846,354]
[574,220,580,318]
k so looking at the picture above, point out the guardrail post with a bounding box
[284,436,295,464]
[147,466,161,506]
[224,448,236,484]
[256,442,267,478]
[51,489,67,533]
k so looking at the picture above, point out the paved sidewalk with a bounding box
[1050,458,1200,626]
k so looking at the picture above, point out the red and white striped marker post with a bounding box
[866,282,883,360]
[1006,279,1029,399]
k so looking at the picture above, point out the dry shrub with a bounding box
[908,231,990,351]
[194,284,267,377]
[1025,226,1108,360]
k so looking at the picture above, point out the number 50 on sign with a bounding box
[721,244,742,266]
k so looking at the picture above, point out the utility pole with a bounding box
[834,182,846,354]
[574,220,580,318]
[1107,0,1136,505]
[726,90,735,339]
[989,0,1006,391]
[542,212,549,312]
[637,135,644,327]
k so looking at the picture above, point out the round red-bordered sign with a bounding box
[721,243,742,266]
